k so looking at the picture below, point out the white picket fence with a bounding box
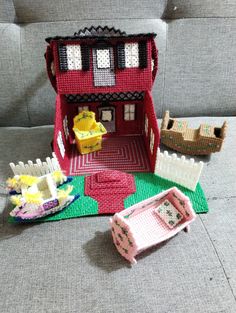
[9,153,61,177]
[154,148,203,191]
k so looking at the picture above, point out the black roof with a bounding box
[45,26,156,43]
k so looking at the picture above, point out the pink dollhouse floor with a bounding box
[69,135,151,175]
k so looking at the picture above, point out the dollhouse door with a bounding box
[92,47,115,87]
[98,106,116,133]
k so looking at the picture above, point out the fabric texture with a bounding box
[0,0,15,22]
[164,0,236,18]
[13,0,167,23]
[163,18,236,117]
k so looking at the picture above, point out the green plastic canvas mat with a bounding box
[9,173,208,223]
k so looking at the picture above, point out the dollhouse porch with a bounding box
[69,135,150,175]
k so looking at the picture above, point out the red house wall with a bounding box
[52,39,153,94]
[109,100,143,136]
[53,95,72,175]
[79,100,143,136]
[64,99,143,137]
[143,91,160,172]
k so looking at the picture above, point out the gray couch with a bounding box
[1,1,236,312]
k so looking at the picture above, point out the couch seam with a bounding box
[0,193,9,227]
[19,25,32,126]
[1,16,236,25]
[11,0,17,23]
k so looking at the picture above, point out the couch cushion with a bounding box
[163,18,236,117]
[165,0,236,18]
[0,0,15,22]
[0,23,30,126]
[13,0,167,23]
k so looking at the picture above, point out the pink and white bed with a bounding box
[110,187,196,264]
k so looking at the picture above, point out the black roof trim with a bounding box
[65,91,145,103]
[74,26,126,37]
[45,26,156,43]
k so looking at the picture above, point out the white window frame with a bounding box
[63,115,69,140]
[66,45,82,70]
[145,115,148,136]
[150,128,155,154]
[124,104,135,121]
[151,59,155,72]
[96,48,111,69]
[57,131,65,158]
[125,43,139,68]
[78,106,89,113]
[51,61,55,76]
[101,109,113,122]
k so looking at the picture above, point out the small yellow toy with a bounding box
[73,111,107,154]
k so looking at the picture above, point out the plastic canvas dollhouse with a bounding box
[45,26,159,175]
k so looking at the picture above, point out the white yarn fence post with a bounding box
[9,154,61,177]
[154,148,203,191]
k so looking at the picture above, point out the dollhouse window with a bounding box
[78,106,89,113]
[51,61,55,76]
[63,115,69,140]
[57,131,65,158]
[66,45,82,70]
[96,49,111,69]
[101,109,113,122]
[125,43,139,68]
[150,128,154,154]
[145,115,148,136]
[124,104,135,121]
[151,59,154,71]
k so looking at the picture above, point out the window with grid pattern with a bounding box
[63,116,69,140]
[150,128,155,154]
[101,110,113,122]
[57,131,65,158]
[124,43,139,68]
[78,106,89,113]
[145,115,148,136]
[66,45,82,70]
[124,104,135,121]
[96,49,111,69]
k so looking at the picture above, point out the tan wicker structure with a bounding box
[161,111,227,155]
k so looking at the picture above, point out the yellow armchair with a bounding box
[73,111,107,154]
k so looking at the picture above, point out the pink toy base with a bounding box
[69,135,151,175]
